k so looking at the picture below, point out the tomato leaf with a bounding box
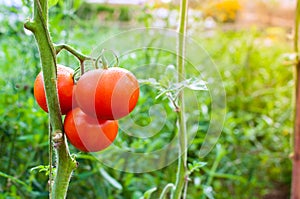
[184,78,208,91]
[99,168,122,190]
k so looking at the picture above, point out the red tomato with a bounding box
[64,108,118,152]
[75,67,139,120]
[34,64,75,115]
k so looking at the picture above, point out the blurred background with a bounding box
[0,0,296,198]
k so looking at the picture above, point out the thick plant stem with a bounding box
[24,0,76,198]
[292,0,300,198]
[172,0,189,198]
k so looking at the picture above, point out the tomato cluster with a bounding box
[34,64,139,152]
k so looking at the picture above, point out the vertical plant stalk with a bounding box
[172,0,189,198]
[292,0,300,198]
[24,0,76,198]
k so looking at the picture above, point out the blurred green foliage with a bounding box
[0,1,293,199]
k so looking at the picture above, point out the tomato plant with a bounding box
[75,67,139,120]
[64,107,119,152]
[34,64,75,115]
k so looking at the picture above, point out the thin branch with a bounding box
[54,43,95,63]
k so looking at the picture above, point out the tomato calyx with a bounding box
[73,49,119,79]
[95,49,119,70]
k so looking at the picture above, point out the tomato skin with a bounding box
[64,108,118,152]
[34,64,75,115]
[75,67,139,120]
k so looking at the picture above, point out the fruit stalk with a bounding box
[24,0,76,198]
[292,0,300,198]
[172,0,189,198]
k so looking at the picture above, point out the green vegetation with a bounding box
[0,1,293,198]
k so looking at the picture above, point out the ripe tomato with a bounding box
[75,67,139,120]
[34,64,75,115]
[64,108,118,152]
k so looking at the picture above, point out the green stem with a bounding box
[159,183,175,199]
[172,0,189,198]
[292,0,300,198]
[24,0,76,198]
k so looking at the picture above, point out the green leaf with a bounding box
[188,160,207,174]
[140,187,157,199]
[99,168,122,190]
[186,79,207,91]
[49,0,59,8]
